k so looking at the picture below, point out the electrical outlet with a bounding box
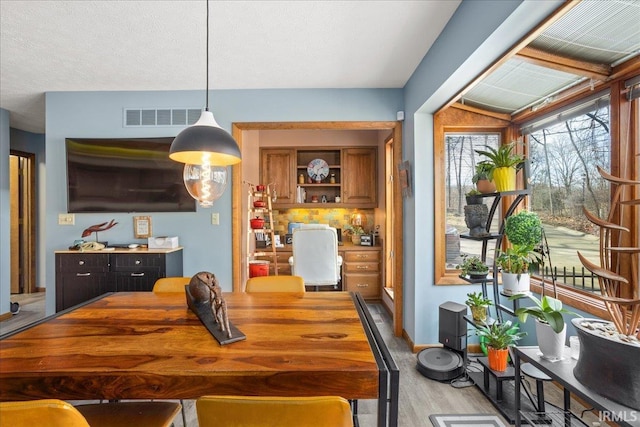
[211,213,220,225]
[58,213,75,225]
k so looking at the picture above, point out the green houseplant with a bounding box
[456,255,489,279]
[511,294,580,360]
[472,161,496,193]
[343,225,365,245]
[465,291,492,322]
[474,320,526,371]
[465,189,483,205]
[475,142,524,192]
[498,211,543,294]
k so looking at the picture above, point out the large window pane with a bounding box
[527,104,610,293]
[444,133,500,269]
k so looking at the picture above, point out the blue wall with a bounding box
[0,108,10,315]
[44,89,402,315]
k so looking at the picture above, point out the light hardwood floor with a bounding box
[1,294,600,426]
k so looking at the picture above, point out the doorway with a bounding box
[9,151,36,295]
[230,121,404,337]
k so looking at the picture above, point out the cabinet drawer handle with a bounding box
[130,272,145,277]
[135,260,141,265]
[76,272,91,277]
[356,283,369,288]
[356,255,368,259]
[78,260,85,266]
[356,265,369,270]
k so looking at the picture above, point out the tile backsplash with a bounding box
[271,208,374,235]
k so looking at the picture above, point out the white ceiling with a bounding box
[0,0,461,133]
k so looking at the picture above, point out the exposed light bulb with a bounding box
[183,162,228,207]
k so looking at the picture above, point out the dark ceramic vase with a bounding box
[572,318,640,409]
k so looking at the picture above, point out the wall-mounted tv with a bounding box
[65,137,196,213]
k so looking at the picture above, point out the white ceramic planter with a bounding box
[501,272,530,295]
[535,319,566,360]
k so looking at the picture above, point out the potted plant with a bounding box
[465,291,492,322]
[472,161,496,193]
[474,320,526,371]
[498,211,543,294]
[456,255,489,279]
[475,142,524,192]
[511,294,580,360]
[465,189,483,205]
[343,225,365,245]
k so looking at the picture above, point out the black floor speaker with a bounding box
[416,347,464,381]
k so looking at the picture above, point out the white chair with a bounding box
[288,227,343,290]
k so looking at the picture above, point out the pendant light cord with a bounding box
[205,0,210,112]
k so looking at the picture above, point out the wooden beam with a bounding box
[452,102,512,121]
[516,46,611,80]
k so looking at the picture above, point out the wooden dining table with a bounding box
[0,291,398,426]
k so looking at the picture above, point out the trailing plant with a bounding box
[475,320,526,350]
[456,255,489,276]
[465,291,492,308]
[475,142,524,170]
[510,294,581,333]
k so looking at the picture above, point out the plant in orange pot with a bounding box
[474,320,526,371]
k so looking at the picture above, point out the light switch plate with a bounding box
[211,213,220,225]
[58,213,75,225]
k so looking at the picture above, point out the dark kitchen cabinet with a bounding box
[55,248,183,311]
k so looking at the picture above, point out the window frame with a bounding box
[434,74,639,320]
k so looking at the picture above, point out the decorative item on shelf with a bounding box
[456,255,489,280]
[255,184,266,192]
[307,158,329,183]
[343,224,365,245]
[475,142,524,192]
[168,0,241,207]
[253,200,266,208]
[298,173,305,184]
[472,161,496,193]
[133,216,151,239]
[510,294,580,361]
[250,217,265,229]
[464,204,489,237]
[310,195,319,203]
[474,320,526,371]
[82,219,118,241]
[186,272,245,345]
[465,189,483,205]
[335,196,341,203]
[498,210,542,295]
[465,291,492,323]
[330,173,336,184]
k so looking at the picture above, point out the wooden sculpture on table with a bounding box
[577,166,640,337]
[81,219,118,240]
[186,272,245,345]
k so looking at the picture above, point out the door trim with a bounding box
[231,121,404,336]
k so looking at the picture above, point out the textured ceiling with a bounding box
[0,0,461,133]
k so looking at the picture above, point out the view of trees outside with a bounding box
[445,104,610,293]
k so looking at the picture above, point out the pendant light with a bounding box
[170,0,241,206]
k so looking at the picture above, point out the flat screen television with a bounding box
[65,137,196,213]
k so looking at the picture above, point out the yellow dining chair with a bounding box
[245,275,306,293]
[0,399,182,427]
[152,276,192,293]
[196,395,354,427]
[0,399,90,427]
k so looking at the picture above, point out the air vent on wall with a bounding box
[124,108,202,127]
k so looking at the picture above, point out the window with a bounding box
[524,97,611,294]
[444,133,501,268]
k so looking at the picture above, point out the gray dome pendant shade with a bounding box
[169,0,241,167]
[169,110,241,166]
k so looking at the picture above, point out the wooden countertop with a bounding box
[55,247,183,254]
[276,242,381,252]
